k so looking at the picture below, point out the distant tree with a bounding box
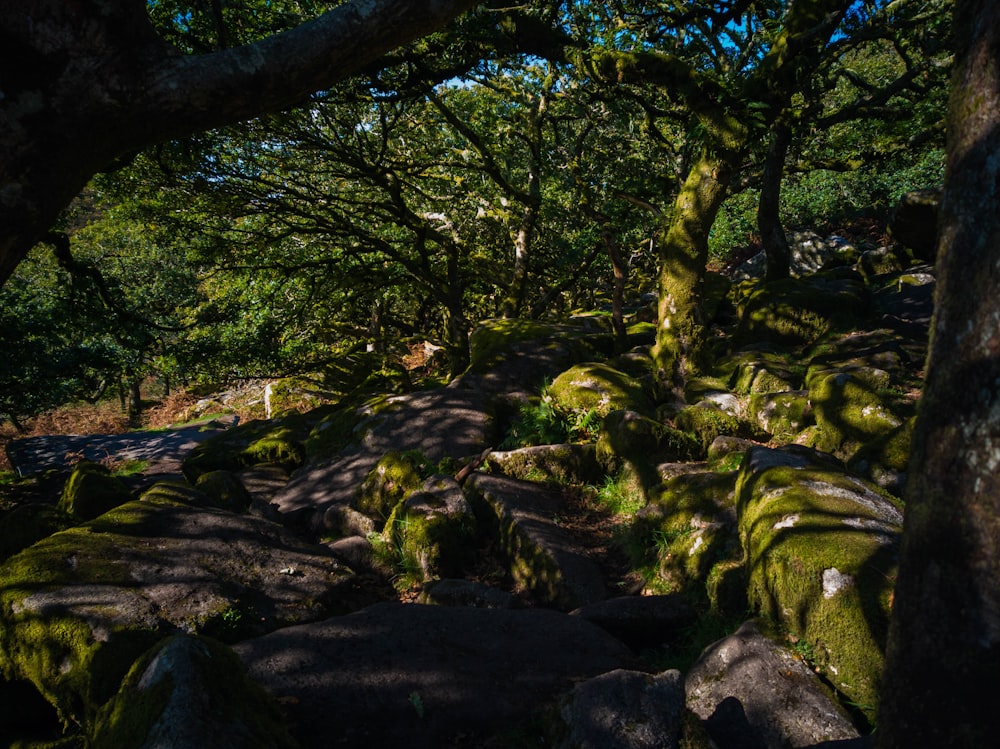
[0,0,478,286]
[877,1,1000,745]
[577,0,858,393]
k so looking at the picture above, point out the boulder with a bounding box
[0,495,357,726]
[234,602,641,748]
[557,668,685,749]
[597,410,700,483]
[805,367,905,459]
[271,387,492,534]
[486,443,605,486]
[91,634,297,748]
[747,390,813,442]
[686,620,861,748]
[674,401,761,454]
[182,415,309,482]
[380,475,478,582]
[465,473,607,610]
[736,446,903,720]
[631,471,740,598]
[725,349,803,395]
[549,362,652,417]
[58,460,132,521]
[735,271,869,348]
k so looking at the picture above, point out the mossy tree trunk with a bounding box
[878,2,1000,745]
[652,150,740,394]
[759,121,793,281]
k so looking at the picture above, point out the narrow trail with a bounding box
[4,417,237,477]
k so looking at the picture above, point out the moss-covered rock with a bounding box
[380,476,477,582]
[806,367,905,459]
[486,443,604,486]
[57,461,133,521]
[356,451,426,523]
[0,495,356,728]
[182,416,308,482]
[735,272,870,348]
[630,471,739,597]
[239,426,306,472]
[674,401,761,454]
[723,349,803,395]
[736,445,903,721]
[195,471,252,513]
[548,362,652,417]
[91,634,297,748]
[465,473,606,610]
[0,502,77,561]
[467,319,608,373]
[597,410,700,488]
[302,401,366,460]
[846,417,915,496]
[747,390,813,442]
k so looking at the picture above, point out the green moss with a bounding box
[194,471,252,513]
[486,444,603,487]
[90,635,297,748]
[736,455,902,720]
[735,274,869,348]
[630,471,740,597]
[674,402,760,454]
[0,504,76,561]
[240,427,306,471]
[807,369,905,459]
[57,462,132,522]
[548,362,651,417]
[597,410,700,489]
[183,414,310,482]
[357,452,425,522]
[468,318,597,372]
[382,498,477,584]
[747,391,813,442]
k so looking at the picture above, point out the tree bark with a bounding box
[652,151,737,395]
[0,0,478,286]
[877,1,1000,745]
[759,122,793,281]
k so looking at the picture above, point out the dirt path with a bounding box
[4,417,237,477]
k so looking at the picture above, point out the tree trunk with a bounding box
[600,220,628,353]
[501,218,534,319]
[877,2,1000,745]
[0,0,478,286]
[759,122,793,281]
[652,151,736,395]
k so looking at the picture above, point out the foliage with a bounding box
[501,389,603,449]
[0,0,953,422]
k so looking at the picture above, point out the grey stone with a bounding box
[559,668,685,749]
[686,621,861,749]
[235,602,641,748]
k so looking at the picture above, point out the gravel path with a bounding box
[4,417,237,477]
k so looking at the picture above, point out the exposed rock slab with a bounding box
[0,495,357,724]
[270,388,492,533]
[570,595,698,651]
[465,472,607,609]
[559,668,685,749]
[234,601,641,748]
[736,446,902,719]
[686,620,860,749]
